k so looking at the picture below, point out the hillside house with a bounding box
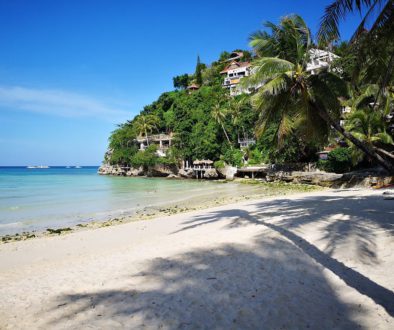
[137,133,174,157]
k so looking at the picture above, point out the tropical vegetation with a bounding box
[104,2,393,174]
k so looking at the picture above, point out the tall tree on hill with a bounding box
[246,15,394,172]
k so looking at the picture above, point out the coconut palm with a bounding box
[133,114,159,147]
[343,84,394,162]
[211,102,232,145]
[246,14,393,172]
[228,97,247,141]
[318,0,394,43]
[345,108,393,162]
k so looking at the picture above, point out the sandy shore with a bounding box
[0,188,393,329]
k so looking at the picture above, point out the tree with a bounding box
[195,56,205,85]
[246,14,393,172]
[211,102,232,145]
[318,0,394,43]
[133,114,159,146]
[228,97,248,141]
[343,84,394,164]
[173,74,190,89]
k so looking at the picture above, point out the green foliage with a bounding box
[195,56,205,85]
[223,148,244,167]
[214,160,226,169]
[247,147,264,165]
[317,148,353,173]
[105,14,392,173]
[131,145,159,169]
[173,74,190,89]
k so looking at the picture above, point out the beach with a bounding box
[0,188,393,329]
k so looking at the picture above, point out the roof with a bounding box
[225,51,244,62]
[187,83,200,90]
[193,159,213,165]
[220,61,251,74]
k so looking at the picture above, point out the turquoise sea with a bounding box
[0,167,258,236]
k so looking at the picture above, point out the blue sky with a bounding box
[0,0,363,165]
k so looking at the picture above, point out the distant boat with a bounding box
[75,166,82,169]
[26,165,50,169]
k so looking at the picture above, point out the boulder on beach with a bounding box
[203,168,219,179]
[178,168,194,179]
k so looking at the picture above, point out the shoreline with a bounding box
[1,187,392,328]
[1,181,322,243]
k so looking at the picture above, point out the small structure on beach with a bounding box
[184,159,214,179]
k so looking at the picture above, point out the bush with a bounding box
[223,148,244,167]
[247,148,263,165]
[317,148,353,173]
[131,145,159,169]
[214,160,226,169]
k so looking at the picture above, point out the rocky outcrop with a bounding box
[264,170,393,188]
[266,171,343,186]
[148,164,178,177]
[98,165,126,176]
[98,165,143,176]
[216,166,237,180]
[203,168,219,179]
[126,167,144,176]
[178,168,195,179]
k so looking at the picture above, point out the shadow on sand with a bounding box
[48,193,393,328]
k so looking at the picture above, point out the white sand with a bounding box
[0,188,393,329]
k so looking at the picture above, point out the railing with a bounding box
[136,133,173,142]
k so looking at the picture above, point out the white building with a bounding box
[223,48,339,97]
[220,61,252,96]
[136,133,173,157]
[306,49,339,74]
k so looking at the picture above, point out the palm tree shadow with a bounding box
[47,236,366,329]
[172,193,394,316]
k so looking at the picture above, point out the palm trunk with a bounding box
[310,101,394,173]
[221,123,232,146]
[375,147,394,160]
[145,129,149,146]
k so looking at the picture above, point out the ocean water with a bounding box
[0,166,258,236]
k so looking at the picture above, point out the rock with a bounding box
[126,167,144,176]
[203,168,219,179]
[266,171,343,186]
[178,168,195,179]
[166,174,180,179]
[216,166,237,180]
[149,164,178,177]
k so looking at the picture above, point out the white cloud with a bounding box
[0,86,132,123]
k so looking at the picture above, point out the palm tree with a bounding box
[343,84,394,162]
[318,0,394,102]
[211,103,232,145]
[228,97,247,141]
[318,0,394,43]
[246,15,393,172]
[133,114,159,147]
[345,108,394,164]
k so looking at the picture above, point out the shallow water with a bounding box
[0,166,260,235]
